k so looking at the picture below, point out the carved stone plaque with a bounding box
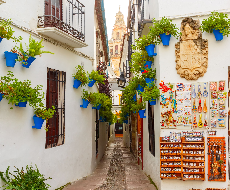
[175,17,208,80]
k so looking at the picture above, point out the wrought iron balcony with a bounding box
[37,0,87,48]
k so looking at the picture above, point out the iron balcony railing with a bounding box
[38,0,85,42]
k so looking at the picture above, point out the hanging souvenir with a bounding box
[197,85,202,99]
[193,115,198,129]
[204,114,208,129]
[219,80,225,91]
[218,92,227,99]
[183,116,192,126]
[211,119,217,128]
[198,114,203,128]
[198,99,202,113]
[210,99,218,109]
[210,82,217,91]
[203,82,208,97]
[203,99,207,113]
[211,110,218,117]
[176,83,184,91]
[192,85,196,98]
[219,99,225,110]
[192,99,197,113]
[218,119,225,127]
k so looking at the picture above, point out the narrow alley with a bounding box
[64,138,156,190]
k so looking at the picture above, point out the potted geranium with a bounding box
[88,70,105,87]
[141,85,160,105]
[200,12,230,41]
[72,65,88,89]
[141,68,156,87]
[80,89,90,108]
[16,35,53,68]
[149,17,181,46]
[33,106,56,129]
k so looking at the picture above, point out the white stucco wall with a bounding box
[0,0,109,189]
[142,13,230,190]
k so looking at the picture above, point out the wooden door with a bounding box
[46,70,59,147]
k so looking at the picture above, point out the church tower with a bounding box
[108,6,126,77]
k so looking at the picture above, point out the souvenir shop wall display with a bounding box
[209,81,227,129]
[160,82,177,129]
[160,131,205,181]
[191,82,210,130]
[176,83,193,129]
[207,137,226,182]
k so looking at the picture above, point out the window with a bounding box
[46,68,66,148]
[115,45,118,54]
[110,48,113,55]
[148,102,155,156]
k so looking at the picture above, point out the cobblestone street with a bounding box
[64,138,156,190]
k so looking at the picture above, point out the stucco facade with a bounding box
[0,0,109,189]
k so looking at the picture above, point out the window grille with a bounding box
[46,68,66,148]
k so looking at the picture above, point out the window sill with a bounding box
[36,27,88,48]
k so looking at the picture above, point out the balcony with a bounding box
[37,0,87,48]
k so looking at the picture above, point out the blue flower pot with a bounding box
[4,51,18,67]
[139,109,146,118]
[0,93,3,102]
[15,101,27,107]
[0,37,3,43]
[32,115,45,129]
[80,99,90,108]
[149,99,156,105]
[99,116,106,122]
[145,44,157,57]
[213,29,223,41]
[22,57,36,68]
[133,94,137,101]
[144,61,152,69]
[160,33,171,46]
[145,78,155,87]
[73,79,82,89]
[125,113,129,118]
[124,120,128,124]
[136,84,144,95]
[88,79,96,87]
[92,104,102,110]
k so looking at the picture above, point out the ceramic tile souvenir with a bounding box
[177,115,183,125]
[211,119,217,128]
[203,82,208,97]
[218,92,227,99]
[192,85,196,98]
[211,92,218,99]
[184,91,191,100]
[197,85,202,99]
[218,119,225,127]
[183,116,192,126]
[211,110,218,117]
[210,82,217,91]
[219,80,225,91]
[219,110,227,118]
[184,83,191,91]
[176,83,184,91]
[210,99,218,109]
[219,99,225,110]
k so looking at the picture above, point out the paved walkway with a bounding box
[64,138,156,190]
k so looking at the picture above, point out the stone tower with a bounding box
[108,6,126,77]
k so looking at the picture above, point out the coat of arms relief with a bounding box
[175,17,208,80]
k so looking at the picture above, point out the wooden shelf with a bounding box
[183,172,205,174]
[161,159,182,162]
[182,141,204,144]
[161,153,181,156]
[160,141,181,144]
[161,171,182,174]
[183,178,204,181]
[183,166,205,168]
[161,165,182,167]
[160,147,181,149]
[161,177,182,180]
[182,147,204,149]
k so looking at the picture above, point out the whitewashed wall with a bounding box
[0,0,108,189]
[142,11,230,190]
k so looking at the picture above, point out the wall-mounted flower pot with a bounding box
[139,109,146,118]
[99,116,106,122]
[88,78,96,87]
[0,93,3,101]
[4,51,18,67]
[125,113,129,118]
[0,37,3,43]
[133,94,137,101]
[212,29,223,41]
[21,57,36,68]
[73,79,82,89]
[32,115,45,129]
[160,33,171,46]
[144,61,152,69]
[124,120,128,124]
[145,44,157,57]
[80,99,90,108]
[15,101,27,107]
[92,104,102,110]
[145,78,155,87]
[136,84,144,95]
[149,98,156,105]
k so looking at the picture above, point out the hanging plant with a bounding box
[200,12,230,36]
[141,68,156,79]
[140,84,160,102]
[88,70,105,85]
[72,65,89,88]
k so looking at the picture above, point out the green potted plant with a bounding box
[88,70,105,87]
[72,65,89,89]
[141,68,156,87]
[0,165,51,190]
[141,84,160,105]
[81,89,90,108]
[89,92,107,110]
[200,12,230,41]
[16,35,53,68]
[149,17,181,46]
[0,19,22,42]
[131,100,145,113]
